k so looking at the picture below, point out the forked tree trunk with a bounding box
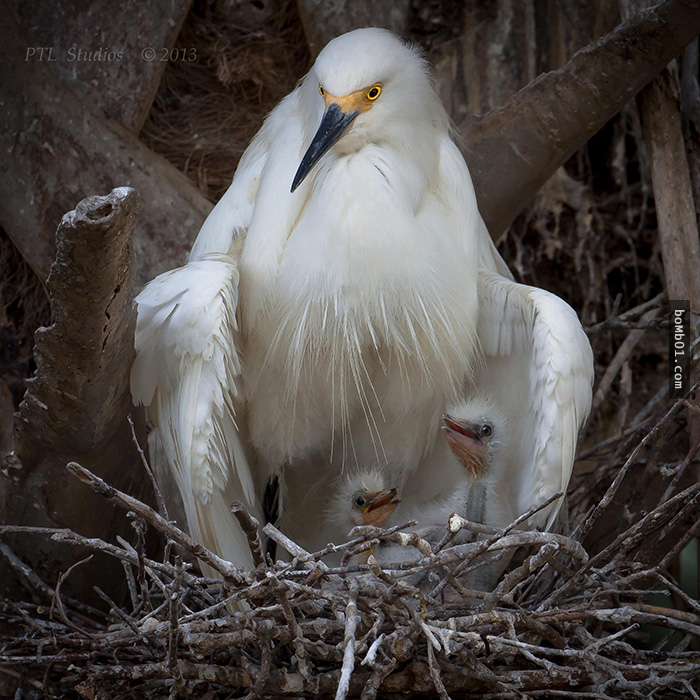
[1,189,142,600]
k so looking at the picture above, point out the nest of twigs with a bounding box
[1,391,699,699]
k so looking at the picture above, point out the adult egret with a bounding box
[131,28,592,570]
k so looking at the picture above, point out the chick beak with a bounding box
[361,488,400,527]
[441,414,487,480]
[291,104,359,192]
[441,414,480,442]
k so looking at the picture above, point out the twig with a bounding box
[232,502,265,568]
[66,461,248,584]
[573,397,685,543]
[128,414,169,521]
[335,579,360,700]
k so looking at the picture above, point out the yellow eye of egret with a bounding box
[366,84,382,101]
[319,85,325,96]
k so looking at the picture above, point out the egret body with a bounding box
[131,29,592,570]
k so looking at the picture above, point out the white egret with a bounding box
[471,272,594,530]
[131,27,592,570]
[440,395,514,530]
[402,268,595,536]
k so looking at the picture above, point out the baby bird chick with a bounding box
[441,396,508,480]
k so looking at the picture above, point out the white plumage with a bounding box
[471,272,594,530]
[131,27,593,570]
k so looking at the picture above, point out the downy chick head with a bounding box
[328,469,401,534]
[441,396,507,480]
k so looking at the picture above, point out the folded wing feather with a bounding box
[131,254,258,570]
[477,271,593,530]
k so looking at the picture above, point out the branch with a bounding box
[66,462,249,585]
[463,0,700,236]
[1,188,145,601]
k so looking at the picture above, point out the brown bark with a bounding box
[621,2,700,314]
[0,188,147,600]
[0,14,212,288]
[431,1,619,122]
[621,2,700,482]
[9,0,193,133]
[461,0,700,236]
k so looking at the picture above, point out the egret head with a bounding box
[291,28,445,192]
[329,469,401,532]
[441,397,507,480]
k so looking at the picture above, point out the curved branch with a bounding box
[462,0,700,236]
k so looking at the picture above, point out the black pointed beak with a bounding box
[291,104,359,192]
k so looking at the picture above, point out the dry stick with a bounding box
[360,660,397,700]
[426,642,451,700]
[1,525,187,585]
[335,579,360,700]
[541,482,700,611]
[52,555,97,638]
[93,586,154,649]
[167,557,184,693]
[586,292,664,334]
[263,523,318,566]
[121,560,140,612]
[65,462,248,584]
[252,636,273,697]
[659,518,700,571]
[429,493,562,599]
[272,577,312,682]
[231,503,265,568]
[592,307,661,413]
[0,541,103,622]
[128,414,169,522]
[576,383,667,462]
[302,521,416,566]
[660,434,700,503]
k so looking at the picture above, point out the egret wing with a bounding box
[131,254,258,569]
[476,272,593,530]
[188,89,302,260]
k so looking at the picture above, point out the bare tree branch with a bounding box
[462,0,700,236]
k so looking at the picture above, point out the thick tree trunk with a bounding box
[0,188,144,600]
[431,1,618,122]
[0,12,211,288]
[296,0,410,57]
[10,0,193,133]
